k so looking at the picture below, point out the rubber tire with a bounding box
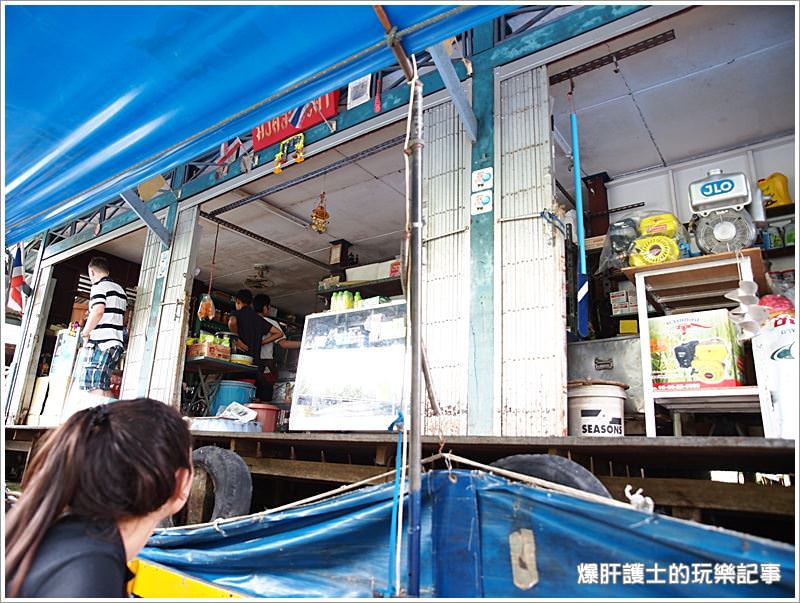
[490,454,611,498]
[192,446,253,520]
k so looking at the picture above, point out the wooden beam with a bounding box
[243,457,390,484]
[186,468,210,525]
[4,441,33,453]
[599,477,794,516]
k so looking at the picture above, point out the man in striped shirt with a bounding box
[79,257,127,397]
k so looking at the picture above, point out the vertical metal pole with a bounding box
[407,77,424,597]
[570,112,589,338]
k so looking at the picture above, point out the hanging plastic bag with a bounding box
[197,293,216,320]
[596,217,639,273]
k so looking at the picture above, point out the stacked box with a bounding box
[610,290,638,316]
[649,309,743,390]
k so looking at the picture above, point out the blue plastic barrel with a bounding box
[211,380,256,415]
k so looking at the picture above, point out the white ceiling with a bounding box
[197,122,408,316]
[550,4,796,198]
[97,4,796,320]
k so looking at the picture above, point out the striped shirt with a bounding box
[89,276,127,350]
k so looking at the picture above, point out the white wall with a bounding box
[606,135,795,224]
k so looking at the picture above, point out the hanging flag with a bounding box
[289,102,312,129]
[7,244,31,313]
[215,137,243,166]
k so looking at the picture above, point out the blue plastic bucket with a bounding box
[211,380,256,415]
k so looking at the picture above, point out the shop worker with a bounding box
[253,294,301,400]
[80,256,127,398]
[228,289,271,400]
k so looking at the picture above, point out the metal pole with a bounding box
[407,76,424,598]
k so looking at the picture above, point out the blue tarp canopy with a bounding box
[141,470,795,598]
[4,4,512,246]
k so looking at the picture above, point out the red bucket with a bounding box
[247,403,279,432]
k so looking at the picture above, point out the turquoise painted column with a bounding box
[467,23,496,435]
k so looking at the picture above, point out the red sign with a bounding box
[252,90,340,152]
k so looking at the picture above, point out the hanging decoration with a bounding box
[197,224,220,320]
[724,251,769,341]
[310,191,330,234]
[274,133,305,174]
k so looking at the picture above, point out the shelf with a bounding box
[196,319,228,333]
[317,276,403,299]
[765,204,795,219]
[622,248,768,314]
[763,245,795,259]
[654,386,761,413]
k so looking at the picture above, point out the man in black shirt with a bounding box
[228,289,270,400]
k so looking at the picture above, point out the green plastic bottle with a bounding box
[353,291,362,309]
[344,290,354,309]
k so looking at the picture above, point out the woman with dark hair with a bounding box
[4,398,193,598]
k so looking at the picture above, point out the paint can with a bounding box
[567,380,627,437]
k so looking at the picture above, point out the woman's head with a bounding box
[5,398,192,596]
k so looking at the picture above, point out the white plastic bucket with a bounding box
[568,383,626,437]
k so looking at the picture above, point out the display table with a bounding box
[183,357,257,416]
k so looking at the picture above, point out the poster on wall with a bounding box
[290,300,408,431]
[347,74,372,110]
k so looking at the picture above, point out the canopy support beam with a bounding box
[374,5,415,81]
[427,43,478,142]
[120,190,171,247]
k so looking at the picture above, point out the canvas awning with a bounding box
[4,4,513,246]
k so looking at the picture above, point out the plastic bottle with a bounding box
[344,290,354,309]
[330,292,338,312]
[353,291,362,309]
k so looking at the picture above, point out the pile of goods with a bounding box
[598,211,691,272]
[186,331,231,361]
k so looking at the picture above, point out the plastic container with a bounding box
[247,403,280,432]
[190,417,261,432]
[211,380,256,415]
[567,382,626,437]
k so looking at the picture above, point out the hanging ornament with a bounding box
[310,192,330,234]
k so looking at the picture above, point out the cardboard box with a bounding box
[609,291,628,305]
[619,319,638,335]
[376,259,401,279]
[649,309,743,391]
[345,264,378,281]
[187,342,230,361]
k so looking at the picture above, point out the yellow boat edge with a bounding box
[128,558,245,598]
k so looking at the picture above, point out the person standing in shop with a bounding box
[253,294,301,400]
[79,257,127,399]
[228,289,271,400]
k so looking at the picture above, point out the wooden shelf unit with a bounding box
[624,249,776,438]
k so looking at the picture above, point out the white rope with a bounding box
[157,450,648,537]
[437,453,641,511]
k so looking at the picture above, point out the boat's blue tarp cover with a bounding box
[141,470,795,598]
[4,4,512,245]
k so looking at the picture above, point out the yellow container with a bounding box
[639,213,681,237]
[628,235,680,266]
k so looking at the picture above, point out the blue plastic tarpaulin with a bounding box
[4,4,513,245]
[141,470,795,598]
